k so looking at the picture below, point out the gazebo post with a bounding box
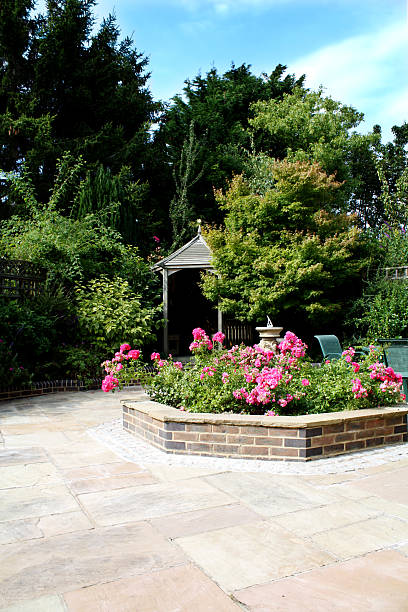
[217,308,223,333]
[162,268,169,355]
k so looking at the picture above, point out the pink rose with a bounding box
[101,375,119,392]
[128,349,140,360]
[301,378,310,386]
[151,352,160,361]
[120,343,131,352]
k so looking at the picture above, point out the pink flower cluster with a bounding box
[278,331,307,358]
[351,378,368,399]
[342,347,355,363]
[189,328,213,352]
[151,352,183,371]
[101,343,141,392]
[368,362,403,395]
[101,374,119,392]
[212,331,226,344]
[223,332,308,412]
[200,366,216,380]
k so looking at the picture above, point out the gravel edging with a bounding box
[87,418,408,475]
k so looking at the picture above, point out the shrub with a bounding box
[75,275,162,354]
[102,329,405,415]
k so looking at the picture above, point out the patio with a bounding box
[1,389,408,611]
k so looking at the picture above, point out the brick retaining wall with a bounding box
[122,399,408,462]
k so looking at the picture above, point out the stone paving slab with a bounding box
[0,522,186,608]
[340,465,408,505]
[310,514,408,560]
[176,521,335,591]
[204,471,341,516]
[78,479,235,526]
[68,471,158,494]
[0,485,80,523]
[150,503,264,540]
[0,463,63,489]
[272,498,383,537]
[0,519,43,545]
[0,595,66,612]
[0,447,50,466]
[234,549,408,611]
[63,564,240,612]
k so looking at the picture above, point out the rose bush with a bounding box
[101,329,405,415]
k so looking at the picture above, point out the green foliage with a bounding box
[73,164,152,248]
[158,63,304,227]
[75,275,161,353]
[201,163,372,334]
[374,122,408,227]
[0,293,66,386]
[169,121,206,248]
[0,0,159,218]
[350,226,408,339]
[249,87,380,218]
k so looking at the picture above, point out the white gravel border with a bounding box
[88,418,408,475]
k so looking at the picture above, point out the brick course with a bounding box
[122,400,408,462]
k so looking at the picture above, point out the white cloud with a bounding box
[289,22,408,140]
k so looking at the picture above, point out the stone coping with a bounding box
[122,397,408,429]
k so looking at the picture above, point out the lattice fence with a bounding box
[0,259,47,299]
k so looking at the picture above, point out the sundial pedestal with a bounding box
[255,326,283,352]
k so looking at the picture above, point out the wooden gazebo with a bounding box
[153,225,222,355]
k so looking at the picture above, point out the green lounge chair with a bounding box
[382,345,408,398]
[314,335,368,362]
[314,335,342,361]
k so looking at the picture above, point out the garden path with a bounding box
[0,390,408,611]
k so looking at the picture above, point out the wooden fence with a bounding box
[223,320,256,348]
[0,259,46,299]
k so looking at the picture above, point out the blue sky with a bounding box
[37,0,407,142]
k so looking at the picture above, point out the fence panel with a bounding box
[0,259,46,299]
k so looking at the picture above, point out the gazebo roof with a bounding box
[153,227,213,271]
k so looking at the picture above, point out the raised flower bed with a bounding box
[122,399,408,462]
[104,331,408,461]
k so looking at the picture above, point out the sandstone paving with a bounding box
[67,471,158,494]
[63,563,240,612]
[0,421,83,435]
[0,462,63,489]
[175,521,335,592]
[1,390,408,610]
[0,484,80,523]
[0,521,186,608]
[77,478,235,526]
[0,595,66,612]
[272,498,384,537]
[356,495,408,522]
[144,463,225,482]
[48,448,123,468]
[2,432,71,449]
[233,549,408,611]
[0,518,43,545]
[310,514,408,560]
[0,448,48,466]
[204,471,342,517]
[339,465,408,505]
[37,510,93,537]
[150,503,264,540]
[60,460,148,480]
